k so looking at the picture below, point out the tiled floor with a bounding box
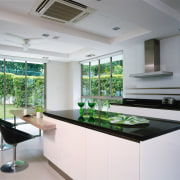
[0,123,65,180]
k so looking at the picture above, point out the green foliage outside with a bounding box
[83,74,123,96]
[82,60,123,97]
[0,61,44,76]
[0,104,23,119]
[82,60,123,111]
[0,72,44,107]
[28,77,44,107]
[0,73,15,103]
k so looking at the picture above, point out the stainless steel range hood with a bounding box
[130,39,173,78]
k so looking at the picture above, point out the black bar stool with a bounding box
[0,121,34,173]
[0,119,14,151]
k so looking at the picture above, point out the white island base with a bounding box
[43,115,180,180]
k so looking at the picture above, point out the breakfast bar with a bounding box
[10,110,56,131]
[43,109,180,180]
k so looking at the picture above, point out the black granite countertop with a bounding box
[110,103,180,110]
[110,98,180,111]
[43,109,180,142]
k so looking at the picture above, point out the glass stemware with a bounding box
[88,102,96,117]
[78,102,85,116]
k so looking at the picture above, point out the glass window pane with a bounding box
[88,98,99,110]
[0,59,4,119]
[27,63,44,109]
[5,60,25,120]
[100,58,110,96]
[81,52,123,112]
[82,97,90,109]
[82,63,90,96]
[100,99,110,111]
[112,55,123,97]
[91,61,99,96]
[109,99,123,104]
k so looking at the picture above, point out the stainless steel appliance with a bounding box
[162,97,175,105]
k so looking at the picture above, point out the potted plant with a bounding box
[36,105,42,118]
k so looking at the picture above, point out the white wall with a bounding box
[46,61,69,110]
[46,35,180,110]
[124,35,180,100]
[46,61,81,110]
[67,61,81,109]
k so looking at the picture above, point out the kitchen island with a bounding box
[43,109,180,180]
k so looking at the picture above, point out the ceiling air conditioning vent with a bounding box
[32,0,95,23]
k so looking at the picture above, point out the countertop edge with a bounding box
[43,112,140,143]
[43,111,180,142]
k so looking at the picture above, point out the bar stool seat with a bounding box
[0,122,34,173]
[0,119,14,151]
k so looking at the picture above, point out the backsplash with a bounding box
[121,98,180,110]
[124,35,180,100]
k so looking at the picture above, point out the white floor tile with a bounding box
[0,124,65,180]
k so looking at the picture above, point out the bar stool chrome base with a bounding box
[1,161,28,173]
[0,144,12,151]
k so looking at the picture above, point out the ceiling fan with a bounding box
[4,33,45,51]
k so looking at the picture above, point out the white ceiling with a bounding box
[0,0,180,62]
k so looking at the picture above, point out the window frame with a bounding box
[81,51,123,110]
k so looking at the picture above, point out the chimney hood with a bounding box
[129,39,173,78]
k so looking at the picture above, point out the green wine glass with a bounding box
[78,102,85,116]
[88,102,96,118]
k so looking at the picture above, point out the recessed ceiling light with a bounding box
[42,57,48,59]
[52,36,60,39]
[112,27,120,31]
[42,34,50,37]
[86,54,95,57]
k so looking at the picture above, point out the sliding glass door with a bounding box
[5,60,25,119]
[0,59,4,119]
[27,62,45,109]
[0,58,46,121]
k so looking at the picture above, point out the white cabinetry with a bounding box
[86,129,109,180]
[43,116,86,180]
[43,115,139,180]
[86,129,139,180]
[61,122,86,180]
[108,135,139,180]
[140,130,180,180]
[43,115,180,180]
[43,117,63,167]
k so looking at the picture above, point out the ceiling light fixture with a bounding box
[42,33,50,37]
[112,26,120,31]
[42,56,49,59]
[52,36,60,39]
[86,54,95,57]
